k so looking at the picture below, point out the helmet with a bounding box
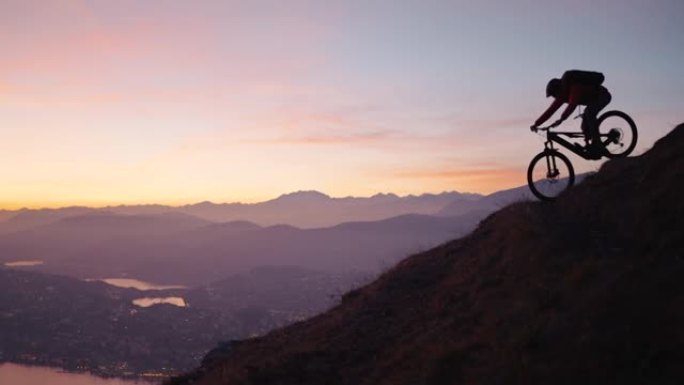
[546,78,561,98]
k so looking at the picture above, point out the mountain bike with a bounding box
[527,110,638,201]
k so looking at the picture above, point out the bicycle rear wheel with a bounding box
[527,150,575,201]
[597,110,638,158]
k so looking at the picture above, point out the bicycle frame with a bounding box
[542,130,588,158]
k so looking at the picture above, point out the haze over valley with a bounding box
[0,190,525,285]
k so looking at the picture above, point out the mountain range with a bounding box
[0,191,482,232]
[0,188,533,286]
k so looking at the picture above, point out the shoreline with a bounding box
[0,360,173,383]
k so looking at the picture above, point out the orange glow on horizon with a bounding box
[0,175,522,211]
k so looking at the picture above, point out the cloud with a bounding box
[394,167,520,180]
[443,116,533,131]
[237,109,494,150]
[386,164,525,194]
[248,130,395,145]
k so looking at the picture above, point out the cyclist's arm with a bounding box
[559,86,582,122]
[560,103,577,122]
[534,98,563,126]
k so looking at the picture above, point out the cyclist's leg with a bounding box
[582,88,612,144]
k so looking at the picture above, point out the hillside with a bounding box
[169,124,684,385]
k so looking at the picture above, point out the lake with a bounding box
[91,278,187,291]
[132,297,187,307]
[0,363,155,385]
[91,279,188,308]
[4,260,44,267]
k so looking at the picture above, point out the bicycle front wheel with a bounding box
[527,150,575,201]
[597,110,638,158]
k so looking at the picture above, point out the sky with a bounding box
[1,0,682,208]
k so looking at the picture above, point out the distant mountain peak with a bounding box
[190,201,217,207]
[274,190,331,202]
[369,192,400,200]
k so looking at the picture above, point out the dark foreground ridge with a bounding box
[169,124,684,385]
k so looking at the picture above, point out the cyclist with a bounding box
[530,70,612,159]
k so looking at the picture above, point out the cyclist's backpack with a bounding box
[562,70,605,86]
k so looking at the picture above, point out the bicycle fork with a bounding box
[544,141,560,180]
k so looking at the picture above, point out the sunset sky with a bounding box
[1,0,682,208]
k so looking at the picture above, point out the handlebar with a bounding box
[530,125,554,133]
[531,119,564,132]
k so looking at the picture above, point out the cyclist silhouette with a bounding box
[531,70,611,159]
